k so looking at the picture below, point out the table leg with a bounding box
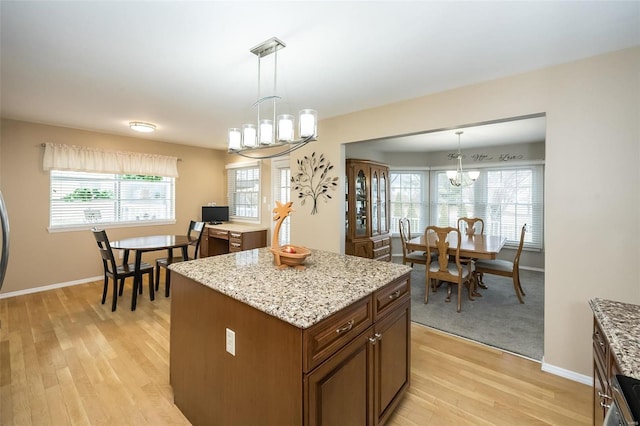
[131,250,142,311]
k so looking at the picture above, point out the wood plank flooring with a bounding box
[0,279,591,425]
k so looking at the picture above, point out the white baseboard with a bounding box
[0,276,102,299]
[541,360,592,386]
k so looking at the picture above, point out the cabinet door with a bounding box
[593,357,606,425]
[372,170,379,235]
[355,168,368,238]
[305,329,375,426]
[379,170,388,233]
[374,300,410,424]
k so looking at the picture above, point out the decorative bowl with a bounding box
[270,245,311,270]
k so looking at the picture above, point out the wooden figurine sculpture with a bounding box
[270,201,311,270]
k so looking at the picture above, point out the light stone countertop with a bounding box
[590,298,640,379]
[205,222,268,232]
[169,247,412,329]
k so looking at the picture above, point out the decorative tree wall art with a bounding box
[291,152,338,215]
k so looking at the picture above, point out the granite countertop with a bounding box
[590,298,640,379]
[170,247,412,329]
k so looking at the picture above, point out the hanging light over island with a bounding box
[227,37,317,159]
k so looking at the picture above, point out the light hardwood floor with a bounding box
[0,279,591,425]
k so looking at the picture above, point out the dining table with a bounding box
[407,233,507,297]
[406,233,507,260]
[110,234,198,310]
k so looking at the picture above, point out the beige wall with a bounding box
[0,119,226,294]
[289,46,640,378]
[1,46,638,380]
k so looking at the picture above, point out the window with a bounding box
[431,165,543,249]
[272,158,291,245]
[227,163,260,221]
[50,170,175,230]
[389,171,429,235]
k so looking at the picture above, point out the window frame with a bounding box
[226,161,261,223]
[430,163,544,250]
[388,169,430,237]
[48,170,176,232]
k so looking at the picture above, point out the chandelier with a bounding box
[446,131,479,187]
[227,37,317,159]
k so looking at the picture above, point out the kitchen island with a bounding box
[590,298,640,423]
[169,247,413,426]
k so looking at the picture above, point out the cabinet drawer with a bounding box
[229,241,242,252]
[373,245,390,258]
[593,319,608,366]
[229,232,243,241]
[373,238,389,249]
[209,229,229,240]
[303,296,373,373]
[374,275,410,320]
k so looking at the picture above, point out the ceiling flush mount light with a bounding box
[129,121,156,133]
[228,37,317,159]
[446,131,480,187]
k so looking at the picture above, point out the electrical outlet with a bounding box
[226,328,235,356]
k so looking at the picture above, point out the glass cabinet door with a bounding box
[380,171,387,233]
[355,169,367,237]
[372,170,379,234]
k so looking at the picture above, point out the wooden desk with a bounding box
[111,234,196,310]
[406,234,507,260]
[200,223,267,257]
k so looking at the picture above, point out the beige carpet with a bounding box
[406,263,544,360]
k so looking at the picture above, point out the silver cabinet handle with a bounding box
[388,290,401,299]
[374,332,382,341]
[598,391,611,400]
[368,336,377,345]
[600,401,611,409]
[336,320,354,334]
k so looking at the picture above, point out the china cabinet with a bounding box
[346,159,391,261]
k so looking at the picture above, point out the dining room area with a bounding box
[345,115,546,361]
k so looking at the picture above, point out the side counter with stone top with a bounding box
[589,298,640,422]
[169,247,413,426]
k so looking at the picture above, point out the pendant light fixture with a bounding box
[228,37,317,159]
[446,131,479,187]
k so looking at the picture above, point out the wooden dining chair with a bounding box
[155,221,205,297]
[425,226,474,312]
[91,228,155,311]
[474,224,527,304]
[457,217,484,237]
[398,218,427,267]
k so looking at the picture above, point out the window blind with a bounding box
[389,170,430,236]
[227,163,260,221]
[50,171,175,230]
[430,165,544,249]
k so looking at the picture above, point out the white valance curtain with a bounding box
[42,143,179,177]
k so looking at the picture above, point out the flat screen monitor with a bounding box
[202,206,229,224]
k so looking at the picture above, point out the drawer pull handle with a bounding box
[374,332,382,341]
[599,401,611,409]
[598,391,611,400]
[388,290,401,299]
[231,243,240,248]
[336,320,354,334]
[230,233,240,238]
[368,336,377,345]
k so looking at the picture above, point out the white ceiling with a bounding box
[1,1,638,151]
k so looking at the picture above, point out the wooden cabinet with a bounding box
[304,276,410,426]
[199,225,267,257]
[592,316,618,423]
[171,270,411,426]
[346,159,391,261]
